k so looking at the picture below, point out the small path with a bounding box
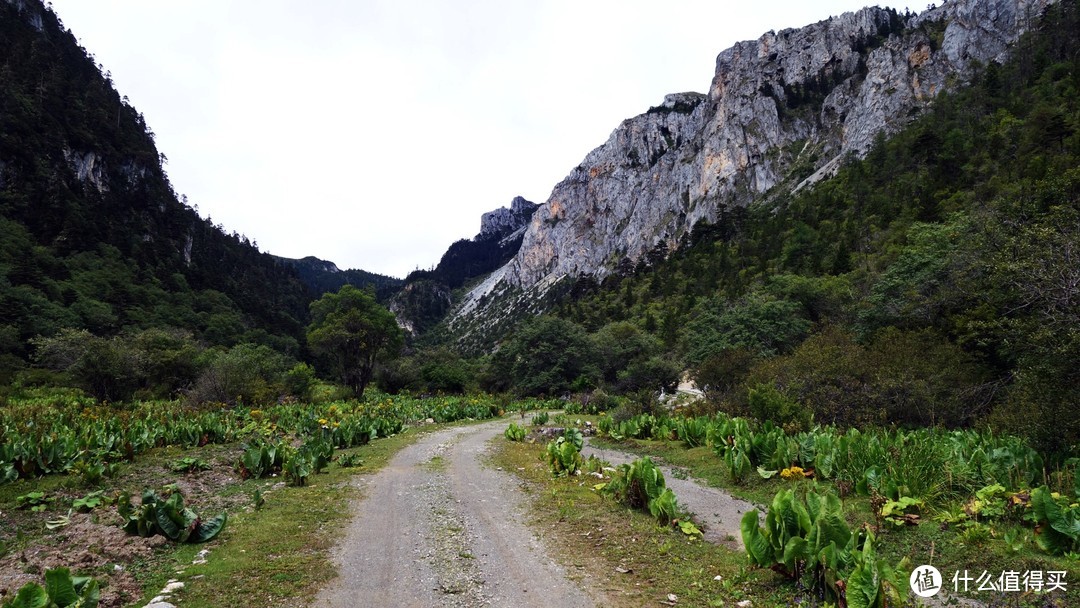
[581,438,759,550]
[316,418,595,608]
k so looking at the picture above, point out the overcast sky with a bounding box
[49,0,882,278]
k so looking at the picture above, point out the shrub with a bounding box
[746,383,811,432]
[118,488,226,543]
[741,488,908,607]
[504,423,526,442]
[283,363,316,401]
[545,436,582,477]
[602,457,679,525]
[188,343,290,405]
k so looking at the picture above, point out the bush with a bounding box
[488,316,599,396]
[545,435,582,477]
[746,383,811,432]
[187,343,291,405]
[743,326,990,428]
[602,456,679,525]
[504,423,526,442]
[118,488,226,543]
[3,567,100,608]
[283,363,316,401]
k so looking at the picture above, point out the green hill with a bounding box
[0,1,315,381]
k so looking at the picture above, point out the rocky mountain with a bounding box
[391,197,538,336]
[446,0,1054,346]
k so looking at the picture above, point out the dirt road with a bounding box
[316,419,595,608]
[581,439,759,550]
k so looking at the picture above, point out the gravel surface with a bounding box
[581,438,761,550]
[316,419,596,608]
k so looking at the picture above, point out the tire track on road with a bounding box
[317,419,595,608]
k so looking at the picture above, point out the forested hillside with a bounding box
[0,1,316,388]
[521,0,1080,457]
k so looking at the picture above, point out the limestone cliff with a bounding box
[449,0,1052,342]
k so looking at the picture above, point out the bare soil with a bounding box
[0,443,249,608]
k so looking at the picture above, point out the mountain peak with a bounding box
[447,0,1055,344]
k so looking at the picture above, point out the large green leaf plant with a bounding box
[741,487,907,607]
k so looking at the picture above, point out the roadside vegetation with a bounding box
[0,390,557,606]
[494,410,1076,607]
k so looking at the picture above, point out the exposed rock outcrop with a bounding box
[452,0,1052,341]
[391,197,540,337]
[478,196,540,243]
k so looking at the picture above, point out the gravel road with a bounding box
[316,419,596,608]
[581,438,760,550]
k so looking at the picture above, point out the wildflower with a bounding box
[780,466,806,481]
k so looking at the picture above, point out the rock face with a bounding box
[390,197,539,336]
[478,196,540,242]
[454,0,1052,335]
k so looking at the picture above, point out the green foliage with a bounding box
[741,487,907,606]
[237,439,284,480]
[530,411,550,426]
[878,496,923,528]
[1,567,99,608]
[545,436,582,477]
[16,491,51,512]
[675,416,709,448]
[845,532,908,608]
[188,343,291,406]
[1030,486,1080,555]
[504,422,526,442]
[602,457,679,525]
[282,363,317,401]
[489,316,598,396]
[746,384,811,432]
[686,291,812,364]
[307,285,404,398]
[71,490,106,513]
[745,326,990,428]
[169,457,211,474]
[335,451,363,468]
[283,437,334,486]
[117,488,226,543]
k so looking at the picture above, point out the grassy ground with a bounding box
[580,434,1079,607]
[490,437,794,607]
[154,429,433,608]
[0,426,426,608]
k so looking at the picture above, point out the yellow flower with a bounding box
[780,466,805,481]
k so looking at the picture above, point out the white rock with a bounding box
[163,582,184,593]
[450,0,1052,339]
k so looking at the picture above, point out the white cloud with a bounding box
[50,0,878,277]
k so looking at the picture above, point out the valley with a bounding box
[2,0,1080,605]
